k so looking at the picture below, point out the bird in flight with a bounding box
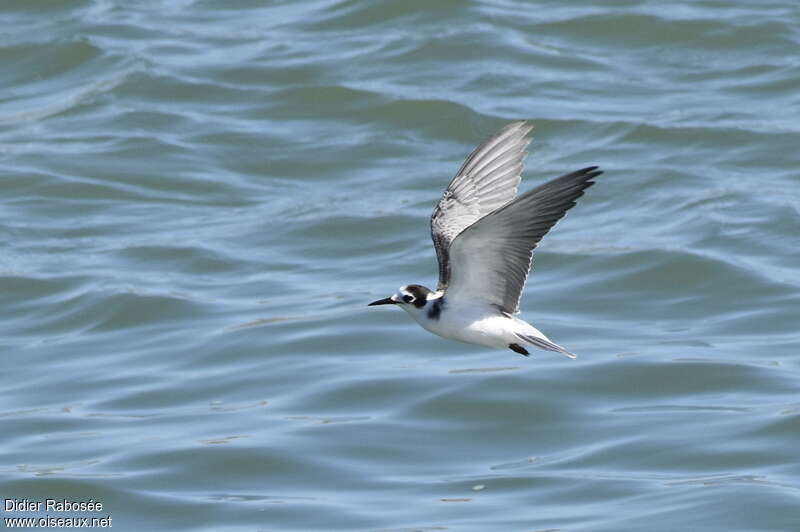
[369,121,601,358]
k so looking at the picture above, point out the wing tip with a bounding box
[496,120,534,144]
[577,166,604,180]
[557,166,603,192]
[506,119,533,131]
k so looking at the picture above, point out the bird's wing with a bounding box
[431,121,533,290]
[443,166,602,314]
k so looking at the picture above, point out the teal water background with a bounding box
[2,1,799,531]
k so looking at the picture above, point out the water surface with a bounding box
[2,1,799,531]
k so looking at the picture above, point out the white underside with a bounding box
[403,299,561,352]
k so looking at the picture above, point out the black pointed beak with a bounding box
[368,297,397,306]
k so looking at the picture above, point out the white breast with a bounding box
[407,299,521,349]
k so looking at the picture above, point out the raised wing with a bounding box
[444,166,602,314]
[431,121,533,290]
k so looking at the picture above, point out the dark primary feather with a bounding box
[444,166,602,314]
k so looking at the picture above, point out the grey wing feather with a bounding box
[431,121,533,290]
[444,166,602,314]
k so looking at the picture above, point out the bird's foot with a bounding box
[508,343,529,356]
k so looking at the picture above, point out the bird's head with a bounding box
[368,284,434,315]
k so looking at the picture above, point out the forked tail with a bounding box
[516,333,577,359]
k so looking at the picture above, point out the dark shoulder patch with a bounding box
[427,298,443,320]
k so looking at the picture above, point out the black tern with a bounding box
[369,121,601,358]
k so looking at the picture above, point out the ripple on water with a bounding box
[1,1,799,531]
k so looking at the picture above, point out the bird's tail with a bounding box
[515,333,577,359]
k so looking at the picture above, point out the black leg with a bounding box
[509,343,529,356]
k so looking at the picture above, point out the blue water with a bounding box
[2,1,799,531]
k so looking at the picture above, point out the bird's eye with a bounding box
[402,295,414,303]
